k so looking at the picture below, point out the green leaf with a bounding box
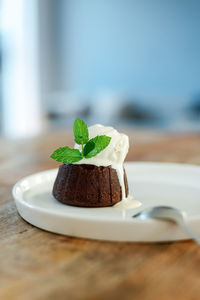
[50,147,82,163]
[73,118,89,145]
[83,135,111,158]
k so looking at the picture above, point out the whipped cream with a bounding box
[74,124,129,200]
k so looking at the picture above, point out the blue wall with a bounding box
[58,0,200,103]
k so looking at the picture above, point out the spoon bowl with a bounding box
[132,206,200,245]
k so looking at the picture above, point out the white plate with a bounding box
[13,162,200,242]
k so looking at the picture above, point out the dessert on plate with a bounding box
[51,118,129,207]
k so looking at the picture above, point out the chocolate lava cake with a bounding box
[53,163,128,207]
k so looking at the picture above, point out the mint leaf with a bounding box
[50,147,82,163]
[73,118,89,145]
[51,119,112,164]
[83,135,111,158]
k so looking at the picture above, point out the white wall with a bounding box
[1,0,42,138]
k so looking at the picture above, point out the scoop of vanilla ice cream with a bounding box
[74,124,129,167]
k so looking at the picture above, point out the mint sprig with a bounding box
[50,118,111,164]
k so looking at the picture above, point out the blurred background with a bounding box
[1,0,200,139]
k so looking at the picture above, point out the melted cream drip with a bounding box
[113,164,126,200]
[74,124,129,201]
[114,195,142,209]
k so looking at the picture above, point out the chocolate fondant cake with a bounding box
[53,163,128,207]
[51,118,130,207]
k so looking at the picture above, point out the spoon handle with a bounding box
[177,219,200,245]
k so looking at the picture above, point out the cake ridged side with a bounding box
[53,164,129,207]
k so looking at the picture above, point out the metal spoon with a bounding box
[132,206,200,245]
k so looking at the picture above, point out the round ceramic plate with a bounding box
[13,162,200,242]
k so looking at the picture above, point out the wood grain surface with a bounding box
[0,129,200,300]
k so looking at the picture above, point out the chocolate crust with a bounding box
[53,164,129,207]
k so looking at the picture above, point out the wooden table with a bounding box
[1,129,200,300]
